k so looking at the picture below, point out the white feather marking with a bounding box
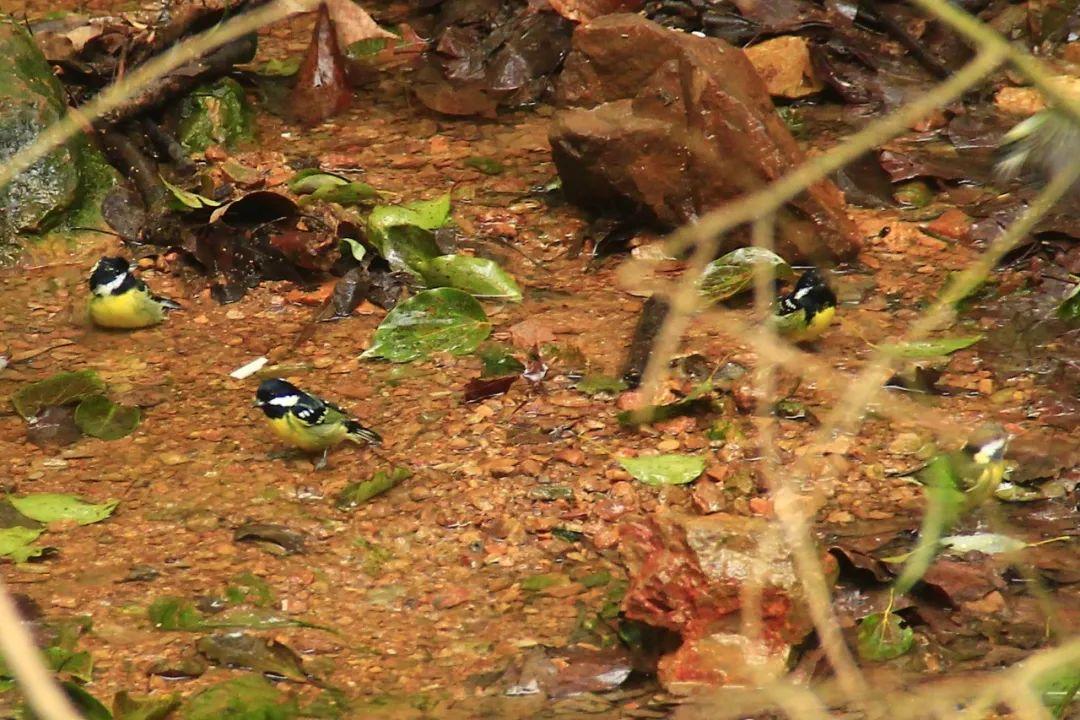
[268,395,300,407]
[793,286,813,301]
[976,438,1006,462]
[94,273,128,296]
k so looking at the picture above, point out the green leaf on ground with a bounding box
[148,597,205,631]
[940,533,1026,555]
[346,38,388,58]
[575,375,628,396]
[74,395,141,440]
[161,176,221,210]
[366,194,451,276]
[362,288,492,363]
[1057,282,1080,323]
[181,675,297,720]
[225,572,274,607]
[148,597,322,632]
[113,691,181,720]
[421,255,522,301]
[176,77,254,153]
[699,247,793,304]
[879,335,983,359]
[258,57,301,76]
[0,526,44,562]
[27,682,113,720]
[336,467,411,510]
[618,454,706,486]
[287,169,349,194]
[464,156,505,175]
[46,646,93,683]
[341,237,367,262]
[12,370,107,419]
[9,493,117,525]
[309,182,380,206]
[856,611,914,661]
[521,573,570,592]
[477,343,524,378]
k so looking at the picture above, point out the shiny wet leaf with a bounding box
[856,611,914,662]
[362,288,492,363]
[9,493,118,525]
[699,247,793,304]
[113,691,181,720]
[12,370,107,419]
[618,454,706,486]
[336,467,411,509]
[422,254,522,301]
[181,675,298,720]
[880,335,983,359]
[73,395,141,440]
[197,632,308,682]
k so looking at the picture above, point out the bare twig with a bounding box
[0,577,81,720]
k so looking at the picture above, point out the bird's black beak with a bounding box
[252,400,264,408]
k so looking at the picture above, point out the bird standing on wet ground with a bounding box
[995,108,1080,184]
[893,423,1010,595]
[254,378,382,469]
[87,256,182,329]
[772,267,838,343]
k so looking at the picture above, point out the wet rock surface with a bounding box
[0,18,79,246]
[549,14,861,262]
[619,511,819,693]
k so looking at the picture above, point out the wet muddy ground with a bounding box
[1,6,1079,719]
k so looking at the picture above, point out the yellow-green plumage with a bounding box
[893,426,1008,595]
[774,303,835,342]
[772,268,837,342]
[255,378,382,461]
[88,287,167,329]
[265,409,351,452]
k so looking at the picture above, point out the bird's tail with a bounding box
[345,420,382,445]
[154,294,183,311]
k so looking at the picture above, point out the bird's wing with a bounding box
[291,394,330,426]
[152,293,182,311]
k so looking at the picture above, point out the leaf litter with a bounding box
[3,2,1080,717]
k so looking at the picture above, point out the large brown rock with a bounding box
[550,14,861,262]
[619,511,829,693]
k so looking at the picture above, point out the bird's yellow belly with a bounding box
[88,292,163,329]
[266,415,346,452]
[790,305,836,342]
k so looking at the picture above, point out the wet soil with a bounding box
[0,6,1078,719]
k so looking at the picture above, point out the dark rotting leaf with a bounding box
[620,296,670,388]
[196,632,309,682]
[464,375,518,403]
[233,523,307,555]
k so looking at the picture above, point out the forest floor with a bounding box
[1,6,1079,720]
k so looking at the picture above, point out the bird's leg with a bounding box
[314,449,330,471]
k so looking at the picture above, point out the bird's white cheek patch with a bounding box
[94,273,128,296]
[268,395,300,407]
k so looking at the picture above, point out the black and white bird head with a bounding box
[89,256,135,297]
[778,268,837,317]
[962,423,1009,466]
[255,378,303,419]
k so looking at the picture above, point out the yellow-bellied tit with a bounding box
[995,109,1080,183]
[772,268,837,343]
[893,423,1009,595]
[88,256,181,329]
[254,378,382,466]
